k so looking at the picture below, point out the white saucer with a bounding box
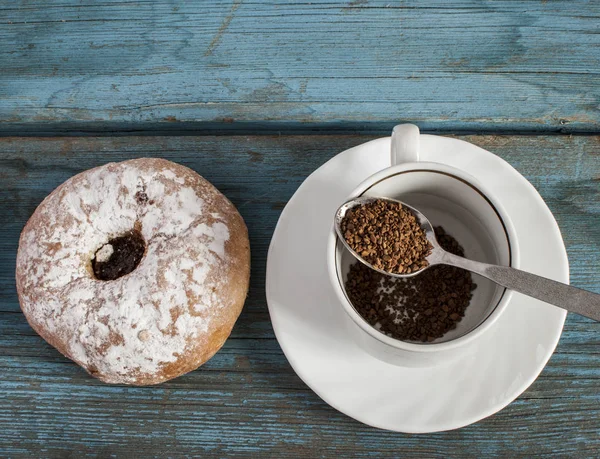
[266,135,568,433]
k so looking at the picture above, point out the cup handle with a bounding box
[391,124,420,166]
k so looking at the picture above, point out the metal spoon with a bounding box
[334,196,600,322]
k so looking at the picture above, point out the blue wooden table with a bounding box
[1,1,599,457]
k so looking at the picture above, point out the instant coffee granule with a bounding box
[341,199,432,274]
[345,226,476,342]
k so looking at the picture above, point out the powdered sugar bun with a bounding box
[16,158,250,385]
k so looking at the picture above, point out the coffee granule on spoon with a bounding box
[340,199,433,274]
[345,226,476,343]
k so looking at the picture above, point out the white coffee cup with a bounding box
[326,124,519,367]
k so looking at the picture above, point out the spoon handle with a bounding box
[440,252,600,322]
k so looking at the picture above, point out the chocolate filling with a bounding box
[92,230,146,281]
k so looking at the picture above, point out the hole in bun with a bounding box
[92,230,146,281]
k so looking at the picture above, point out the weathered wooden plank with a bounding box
[0,135,598,457]
[1,0,599,133]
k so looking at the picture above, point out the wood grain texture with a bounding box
[1,0,600,133]
[0,134,598,457]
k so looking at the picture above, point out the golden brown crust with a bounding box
[16,158,250,385]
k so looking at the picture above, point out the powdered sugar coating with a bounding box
[16,159,250,385]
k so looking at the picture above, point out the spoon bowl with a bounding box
[334,196,441,278]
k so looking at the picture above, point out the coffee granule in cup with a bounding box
[340,199,432,274]
[344,226,476,343]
